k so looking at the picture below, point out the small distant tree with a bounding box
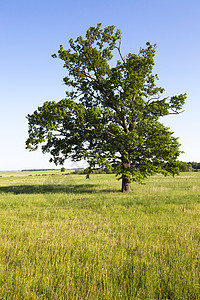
[26,24,186,192]
[61,167,65,172]
[179,162,192,172]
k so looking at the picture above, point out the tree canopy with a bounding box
[26,23,187,192]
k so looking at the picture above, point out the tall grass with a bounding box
[0,172,199,299]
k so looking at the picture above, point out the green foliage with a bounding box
[26,24,187,191]
[179,161,200,172]
[189,161,200,170]
[179,162,193,172]
[73,167,113,175]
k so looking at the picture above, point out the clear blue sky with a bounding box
[0,0,200,171]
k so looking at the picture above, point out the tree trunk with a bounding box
[121,160,132,192]
[121,176,132,192]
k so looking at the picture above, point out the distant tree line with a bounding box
[21,169,59,172]
[179,162,200,172]
[21,163,200,175]
[73,168,113,175]
[73,162,200,175]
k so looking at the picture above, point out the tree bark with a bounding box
[121,176,132,192]
[121,160,132,192]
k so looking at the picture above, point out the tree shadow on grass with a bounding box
[0,184,102,195]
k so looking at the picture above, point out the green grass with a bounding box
[0,172,199,299]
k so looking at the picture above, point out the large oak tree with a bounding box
[26,23,187,192]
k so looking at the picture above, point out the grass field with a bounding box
[0,172,199,299]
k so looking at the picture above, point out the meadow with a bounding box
[0,171,199,299]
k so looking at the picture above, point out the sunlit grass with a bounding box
[0,172,200,299]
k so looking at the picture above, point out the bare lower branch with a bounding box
[115,35,126,64]
[168,110,185,115]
